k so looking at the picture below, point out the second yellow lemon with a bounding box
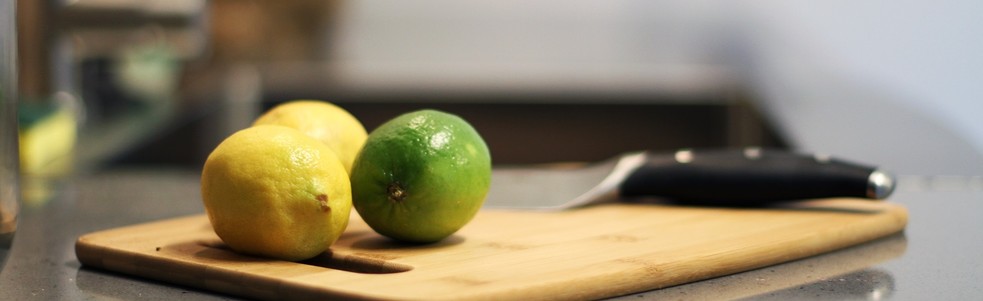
[253,100,367,173]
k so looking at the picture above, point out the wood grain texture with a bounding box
[76,199,907,300]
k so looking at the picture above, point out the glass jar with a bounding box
[0,0,19,273]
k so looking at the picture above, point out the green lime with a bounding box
[350,110,491,243]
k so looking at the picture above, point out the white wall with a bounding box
[727,0,983,174]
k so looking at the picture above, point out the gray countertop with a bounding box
[0,168,980,300]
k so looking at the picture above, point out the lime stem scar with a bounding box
[388,183,407,203]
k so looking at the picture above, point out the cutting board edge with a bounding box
[73,202,910,301]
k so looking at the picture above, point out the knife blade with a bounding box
[483,148,895,210]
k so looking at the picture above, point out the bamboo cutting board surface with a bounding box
[76,199,907,300]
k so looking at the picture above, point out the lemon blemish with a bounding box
[316,194,331,212]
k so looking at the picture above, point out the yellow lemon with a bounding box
[253,100,367,174]
[201,125,352,261]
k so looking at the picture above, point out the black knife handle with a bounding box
[618,148,894,204]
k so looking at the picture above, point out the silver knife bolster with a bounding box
[565,152,648,208]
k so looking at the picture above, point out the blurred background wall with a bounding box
[723,0,983,175]
[15,0,983,175]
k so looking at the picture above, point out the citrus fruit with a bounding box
[253,100,367,174]
[201,125,352,261]
[350,110,491,243]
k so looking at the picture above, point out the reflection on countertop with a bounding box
[742,269,896,301]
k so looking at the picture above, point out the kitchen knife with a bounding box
[483,148,895,210]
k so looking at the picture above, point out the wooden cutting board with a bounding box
[76,199,907,300]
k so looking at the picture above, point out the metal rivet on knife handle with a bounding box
[867,170,896,199]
